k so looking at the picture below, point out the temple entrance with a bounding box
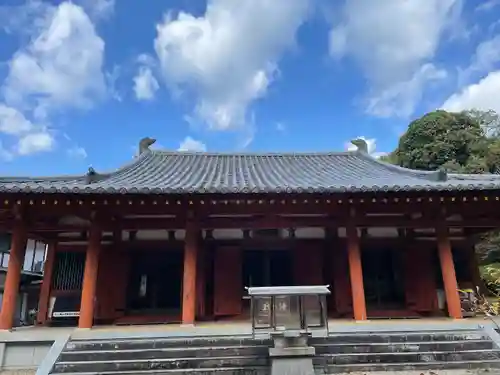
[240,249,293,315]
[125,250,183,320]
[243,249,293,288]
[362,248,405,313]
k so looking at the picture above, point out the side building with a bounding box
[0,138,499,329]
[0,233,47,326]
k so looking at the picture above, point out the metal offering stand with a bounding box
[247,285,330,375]
[247,285,330,336]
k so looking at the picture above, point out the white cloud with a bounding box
[133,67,160,101]
[0,105,34,135]
[0,1,107,158]
[366,64,448,117]
[476,0,500,12]
[329,0,460,117]
[0,1,53,36]
[75,0,115,20]
[2,2,106,118]
[178,136,207,152]
[0,104,53,155]
[442,70,500,113]
[17,132,54,155]
[345,136,387,159]
[154,0,310,132]
[67,146,88,159]
[459,35,500,84]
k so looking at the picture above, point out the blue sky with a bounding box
[0,0,500,176]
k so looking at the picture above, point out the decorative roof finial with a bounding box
[436,168,448,182]
[85,166,99,184]
[139,137,156,155]
[350,138,368,153]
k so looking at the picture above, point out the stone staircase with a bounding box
[312,329,500,374]
[49,335,272,375]
[47,328,500,374]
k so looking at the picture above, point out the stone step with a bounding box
[314,349,500,365]
[323,359,500,373]
[312,331,490,344]
[314,340,494,354]
[53,356,269,373]
[59,345,270,362]
[65,337,271,352]
[50,367,270,375]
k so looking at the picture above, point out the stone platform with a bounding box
[0,318,500,374]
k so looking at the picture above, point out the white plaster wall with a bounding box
[212,229,243,239]
[135,230,169,240]
[175,230,186,240]
[414,228,435,234]
[367,227,399,238]
[294,228,325,239]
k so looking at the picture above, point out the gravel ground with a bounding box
[3,369,494,375]
[335,371,500,375]
[0,369,498,375]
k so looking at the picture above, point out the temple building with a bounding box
[0,138,499,330]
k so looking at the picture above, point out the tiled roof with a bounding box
[1,149,500,195]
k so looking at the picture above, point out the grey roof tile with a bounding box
[1,150,500,194]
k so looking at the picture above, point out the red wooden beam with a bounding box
[2,192,500,218]
[1,214,499,233]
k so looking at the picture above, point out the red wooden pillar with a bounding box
[437,223,462,319]
[346,222,367,321]
[78,224,102,329]
[196,238,206,320]
[182,221,198,325]
[37,242,57,325]
[0,222,27,330]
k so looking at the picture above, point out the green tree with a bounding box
[394,110,488,171]
[464,109,500,138]
[389,109,500,174]
[385,109,500,295]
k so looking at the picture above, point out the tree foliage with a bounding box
[392,110,500,173]
[384,109,500,290]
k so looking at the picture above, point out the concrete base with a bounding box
[270,357,315,375]
[269,332,315,375]
[269,347,315,357]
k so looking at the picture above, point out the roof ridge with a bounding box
[0,150,152,183]
[151,150,356,157]
[0,173,87,183]
[91,150,152,178]
[355,152,446,182]
[448,172,500,181]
